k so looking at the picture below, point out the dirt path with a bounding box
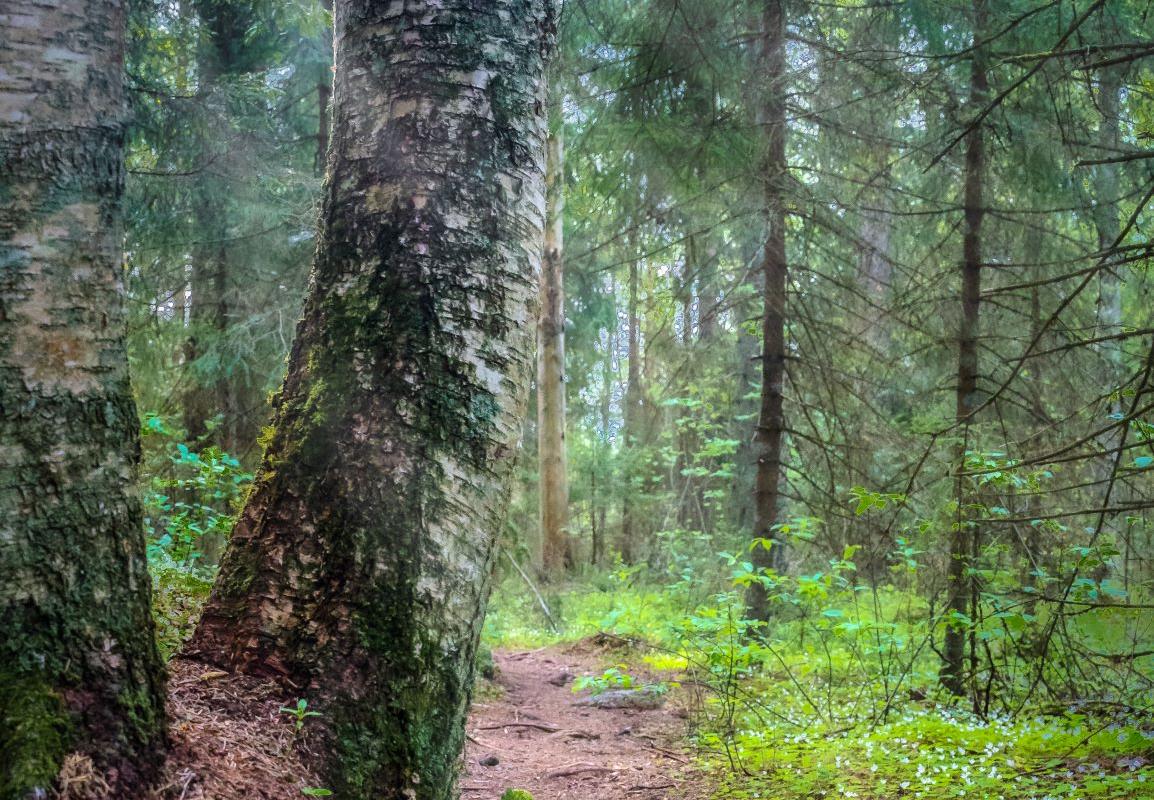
[462,644,712,800]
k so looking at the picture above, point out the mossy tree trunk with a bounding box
[186,1,555,796]
[0,1,168,795]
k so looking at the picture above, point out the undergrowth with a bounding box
[141,414,1154,800]
[484,562,1154,800]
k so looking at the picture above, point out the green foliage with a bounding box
[500,790,534,800]
[140,413,252,570]
[573,664,637,693]
[280,698,322,733]
[150,562,213,659]
[140,414,248,658]
[485,516,1154,800]
[572,665,670,697]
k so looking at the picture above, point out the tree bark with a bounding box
[942,0,988,699]
[620,250,643,564]
[1092,64,1123,434]
[183,195,232,447]
[0,1,167,794]
[182,5,235,450]
[186,2,555,796]
[538,117,571,576]
[746,0,789,623]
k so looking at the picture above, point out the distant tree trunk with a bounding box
[186,2,555,796]
[1092,65,1123,417]
[183,195,233,446]
[183,10,232,448]
[595,298,614,565]
[620,251,643,563]
[1022,277,1046,614]
[942,0,988,698]
[0,1,167,794]
[731,237,763,533]
[539,117,571,576]
[746,0,789,623]
[676,234,697,529]
[590,464,603,566]
[857,204,892,356]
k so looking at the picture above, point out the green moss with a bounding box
[475,642,497,680]
[0,672,71,800]
[500,790,534,800]
[152,565,214,659]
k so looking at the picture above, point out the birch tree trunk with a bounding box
[942,0,988,699]
[186,2,554,796]
[0,1,167,794]
[746,0,789,623]
[538,119,571,575]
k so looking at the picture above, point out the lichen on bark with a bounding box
[186,1,556,797]
[0,1,168,795]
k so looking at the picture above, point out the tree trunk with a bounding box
[186,2,555,796]
[942,0,988,698]
[539,117,571,576]
[746,0,788,623]
[183,195,233,447]
[1092,63,1123,443]
[620,251,642,563]
[0,1,167,794]
[183,12,233,450]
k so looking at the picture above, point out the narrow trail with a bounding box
[462,644,712,800]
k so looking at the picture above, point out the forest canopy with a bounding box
[1,0,1153,798]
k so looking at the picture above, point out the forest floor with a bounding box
[149,639,710,800]
[462,641,712,800]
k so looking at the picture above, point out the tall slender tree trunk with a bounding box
[942,0,988,698]
[539,116,571,575]
[0,2,167,794]
[676,234,696,529]
[186,2,555,796]
[183,16,232,448]
[595,299,614,566]
[1023,276,1046,615]
[184,195,233,446]
[746,0,788,623]
[731,239,763,534]
[1092,64,1124,443]
[620,251,643,563]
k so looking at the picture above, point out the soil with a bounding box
[142,643,711,800]
[149,658,322,800]
[462,643,712,800]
